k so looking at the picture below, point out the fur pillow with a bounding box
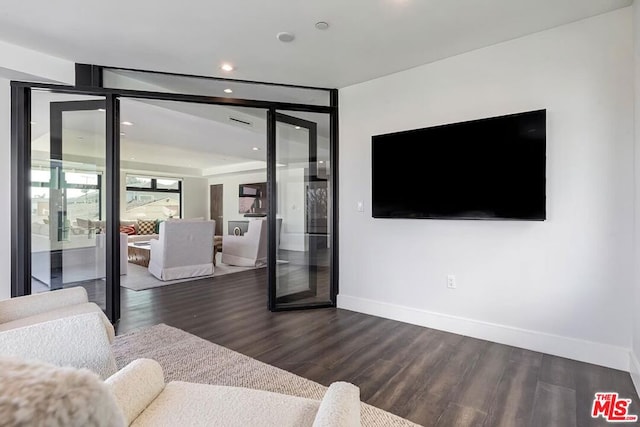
[0,357,126,427]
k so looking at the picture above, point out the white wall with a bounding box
[0,78,11,300]
[631,0,640,394]
[339,8,634,370]
[0,42,75,301]
[208,169,306,250]
[208,170,267,233]
[182,177,209,219]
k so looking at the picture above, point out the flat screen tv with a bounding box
[372,109,546,220]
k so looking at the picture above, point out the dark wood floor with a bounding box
[115,270,638,427]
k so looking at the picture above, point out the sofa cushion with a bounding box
[137,220,156,235]
[130,382,321,427]
[0,302,115,344]
[120,225,136,235]
[0,357,126,427]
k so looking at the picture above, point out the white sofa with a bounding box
[0,313,361,427]
[0,313,117,379]
[148,220,216,281]
[222,218,268,267]
[0,287,115,343]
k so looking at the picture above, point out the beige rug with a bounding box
[121,253,264,291]
[112,324,420,427]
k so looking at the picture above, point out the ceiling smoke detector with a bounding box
[277,32,295,43]
[315,21,329,30]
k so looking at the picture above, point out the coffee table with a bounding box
[213,235,223,266]
[128,242,151,267]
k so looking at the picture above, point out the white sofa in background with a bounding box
[222,218,268,267]
[148,220,216,281]
[0,287,115,343]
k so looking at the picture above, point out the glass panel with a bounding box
[126,175,152,188]
[156,178,180,190]
[119,98,267,245]
[30,91,107,311]
[104,68,331,107]
[125,191,181,220]
[274,111,332,307]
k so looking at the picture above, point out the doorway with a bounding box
[11,68,338,322]
[210,185,223,236]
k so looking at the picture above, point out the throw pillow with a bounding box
[119,225,136,236]
[137,220,156,235]
[0,357,126,427]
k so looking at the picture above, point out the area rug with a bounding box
[121,253,264,291]
[112,324,420,427]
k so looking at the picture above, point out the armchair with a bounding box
[0,287,115,343]
[148,220,215,281]
[0,356,361,427]
[222,218,267,267]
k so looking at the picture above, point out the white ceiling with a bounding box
[29,92,328,174]
[0,0,631,88]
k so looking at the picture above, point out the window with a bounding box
[125,175,182,220]
[31,168,102,227]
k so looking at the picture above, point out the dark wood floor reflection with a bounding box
[116,270,638,427]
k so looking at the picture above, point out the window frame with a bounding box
[125,175,183,219]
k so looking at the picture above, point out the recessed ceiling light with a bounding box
[277,32,295,43]
[252,147,260,151]
[130,157,135,160]
[121,121,133,126]
[221,63,234,72]
[295,126,301,129]
[30,121,36,125]
[319,160,325,164]
[315,22,329,30]
[120,132,126,136]
[98,108,106,112]
[224,88,233,94]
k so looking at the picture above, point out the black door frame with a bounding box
[11,68,338,321]
[268,112,334,310]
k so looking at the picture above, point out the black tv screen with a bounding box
[372,110,546,220]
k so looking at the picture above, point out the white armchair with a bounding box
[222,218,267,267]
[0,287,115,343]
[148,220,215,281]
[0,356,361,427]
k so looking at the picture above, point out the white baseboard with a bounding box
[630,352,640,397]
[337,294,630,371]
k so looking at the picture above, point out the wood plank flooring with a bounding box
[115,270,639,426]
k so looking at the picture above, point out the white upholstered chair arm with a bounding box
[0,313,117,379]
[312,382,361,427]
[106,359,166,425]
[0,287,88,324]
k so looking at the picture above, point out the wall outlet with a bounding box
[447,275,457,289]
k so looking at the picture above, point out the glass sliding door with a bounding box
[29,91,112,311]
[269,111,334,309]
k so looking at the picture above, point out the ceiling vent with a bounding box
[228,116,253,127]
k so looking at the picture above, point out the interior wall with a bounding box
[632,0,640,394]
[207,169,307,251]
[0,41,75,301]
[208,170,267,234]
[0,77,11,300]
[338,8,634,370]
